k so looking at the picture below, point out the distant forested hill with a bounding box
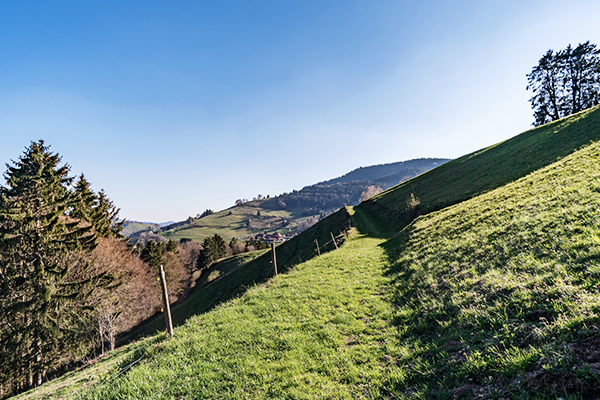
[319,158,449,186]
[123,158,450,242]
[262,158,449,216]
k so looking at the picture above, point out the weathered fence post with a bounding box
[271,242,278,276]
[159,265,174,337]
[99,319,104,355]
[330,232,338,250]
[315,239,321,256]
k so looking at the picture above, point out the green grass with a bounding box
[118,207,352,343]
[121,222,156,237]
[78,210,396,399]
[363,105,600,232]
[18,207,391,399]
[15,106,600,399]
[12,340,148,400]
[374,137,600,398]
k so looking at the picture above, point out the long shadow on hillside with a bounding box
[118,207,354,344]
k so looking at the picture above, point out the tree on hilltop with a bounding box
[527,41,600,126]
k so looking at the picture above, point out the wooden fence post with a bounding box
[271,243,278,276]
[99,319,104,356]
[330,232,338,250]
[159,265,174,337]
[315,239,321,256]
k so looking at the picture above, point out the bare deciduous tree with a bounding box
[359,185,383,203]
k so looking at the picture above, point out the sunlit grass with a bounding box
[364,105,600,232]
[380,138,600,397]
[77,214,398,399]
[15,106,600,400]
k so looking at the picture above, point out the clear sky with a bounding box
[1,1,599,222]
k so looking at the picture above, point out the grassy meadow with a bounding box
[121,222,157,237]
[13,107,600,399]
[73,209,396,399]
[160,201,314,242]
[378,130,600,397]
[119,207,352,344]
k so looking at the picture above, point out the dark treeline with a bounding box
[527,41,600,126]
[263,182,368,215]
[318,158,449,186]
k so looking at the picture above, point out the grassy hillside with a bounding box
[12,207,355,400]
[119,207,352,343]
[14,108,600,399]
[79,120,600,399]
[160,200,313,242]
[23,132,600,397]
[121,221,158,237]
[363,105,600,231]
[15,208,391,400]
[375,136,600,397]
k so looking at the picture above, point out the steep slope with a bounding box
[373,135,600,397]
[14,108,600,400]
[363,105,600,231]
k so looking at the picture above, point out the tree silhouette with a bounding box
[527,41,600,126]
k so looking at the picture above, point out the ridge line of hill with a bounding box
[361,105,600,232]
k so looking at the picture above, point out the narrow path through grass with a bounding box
[72,207,400,399]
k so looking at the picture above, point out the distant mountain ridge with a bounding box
[148,157,450,242]
[317,158,449,187]
[127,220,175,227]
[260,157,450,217]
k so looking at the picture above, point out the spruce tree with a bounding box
[71,174,123,238]
[140,240,165,267]
[196,234,228,270]
[165,239,178,253]
[0,141,96,390]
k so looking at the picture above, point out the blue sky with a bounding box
[1,1,599,222]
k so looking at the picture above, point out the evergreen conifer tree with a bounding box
[140,240,165,267]
[0,141,97,390]
[165,239,178,253]
[71,174,123,238]
[196,234,228,270]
